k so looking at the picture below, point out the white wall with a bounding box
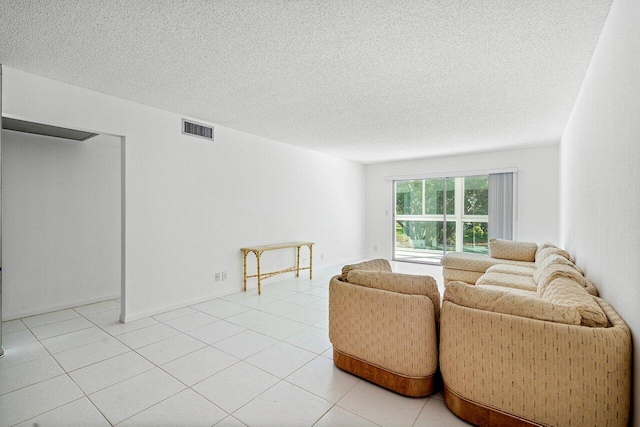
[560,0,639,424]
[1,66,366,321]
[2,131,121,319]
[364,145,560,259]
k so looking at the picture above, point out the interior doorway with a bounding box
[0,120,125,322]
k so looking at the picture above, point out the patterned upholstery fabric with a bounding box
[533,253,579,283]
[535,246,573,264]
[537,263,598,296]
[442,268,484,285]
[539,278,608,327]
[534,241,557,259]
[341,258,391,281]
[486,264,535,277]
[582,277,599,296]
[443,243,600,298]
[441,252,534,273]
[476,272,537,291]
[440,252,496,272]
[329,275,439,377]
[488,237,537,262]
[475,284,535,296]
[440,297,631,426]
[346,270,440,322]
[444,281,581,324]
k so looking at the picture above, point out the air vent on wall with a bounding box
[182,119,213,141]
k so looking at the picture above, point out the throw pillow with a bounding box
[488,238,537,262]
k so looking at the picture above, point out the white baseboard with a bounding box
[2,259,368,323]
[122,259,364,323]
[4,292,121,321]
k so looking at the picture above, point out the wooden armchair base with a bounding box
[443,384,541,427]
[333,349,440,397]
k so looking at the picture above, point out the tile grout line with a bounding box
[5,263,432,426]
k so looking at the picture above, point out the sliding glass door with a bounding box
[394,175,490,263]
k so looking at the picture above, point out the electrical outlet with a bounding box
[215,272,221,281]
[222,271,228,281]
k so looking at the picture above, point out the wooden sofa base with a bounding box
[443,384,541,427]
[333,349,439,397]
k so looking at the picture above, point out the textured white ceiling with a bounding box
[0,1,612,164]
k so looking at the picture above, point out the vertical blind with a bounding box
[488,172,514,240]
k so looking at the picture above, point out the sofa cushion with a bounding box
[441,252,534,274]
[539,278,609,327]
[443,268,485,285]
[477,284,535,296]
[486,264,536,277]
[534,242,558,259]
[341,259,391,281]
[441,252,496,273]
[477,272,537,292]
[444,281,581,325]
[537,263,589,293]
[582,277,599,296]
[346,270,440,321]
[533,254,578,283]
[488,238,537,262]
[535,246,572,265]
[538,263,599,296]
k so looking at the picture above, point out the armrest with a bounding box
[346,270,440,321]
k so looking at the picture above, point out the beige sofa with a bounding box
[328,259,441,397]
[439,239,632,426]
[442,238,599,296]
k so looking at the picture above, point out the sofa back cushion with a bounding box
[534,242,558,258]
[346,270,441,320]
[488,238,537,262]
[486,264,536,277]
[535,255,599,296]
[539,278,609,327]
[341,259,391,281]
[476,272,537,292]
[537,263,590,293]
[444,281,581,325]
[535,246,572,265]
[533,254,577,283]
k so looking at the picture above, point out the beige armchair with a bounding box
[329,259,441,397]
[440,281,631,426]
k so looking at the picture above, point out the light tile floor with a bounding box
[0,261,470,426]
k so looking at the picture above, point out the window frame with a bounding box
[391,168,516,264]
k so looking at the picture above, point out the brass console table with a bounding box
[241,241,314,295]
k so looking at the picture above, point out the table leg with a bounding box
[256,251,262,295]
[242,250,248,292]
[309,244,313,280]
[296,246,301,277]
